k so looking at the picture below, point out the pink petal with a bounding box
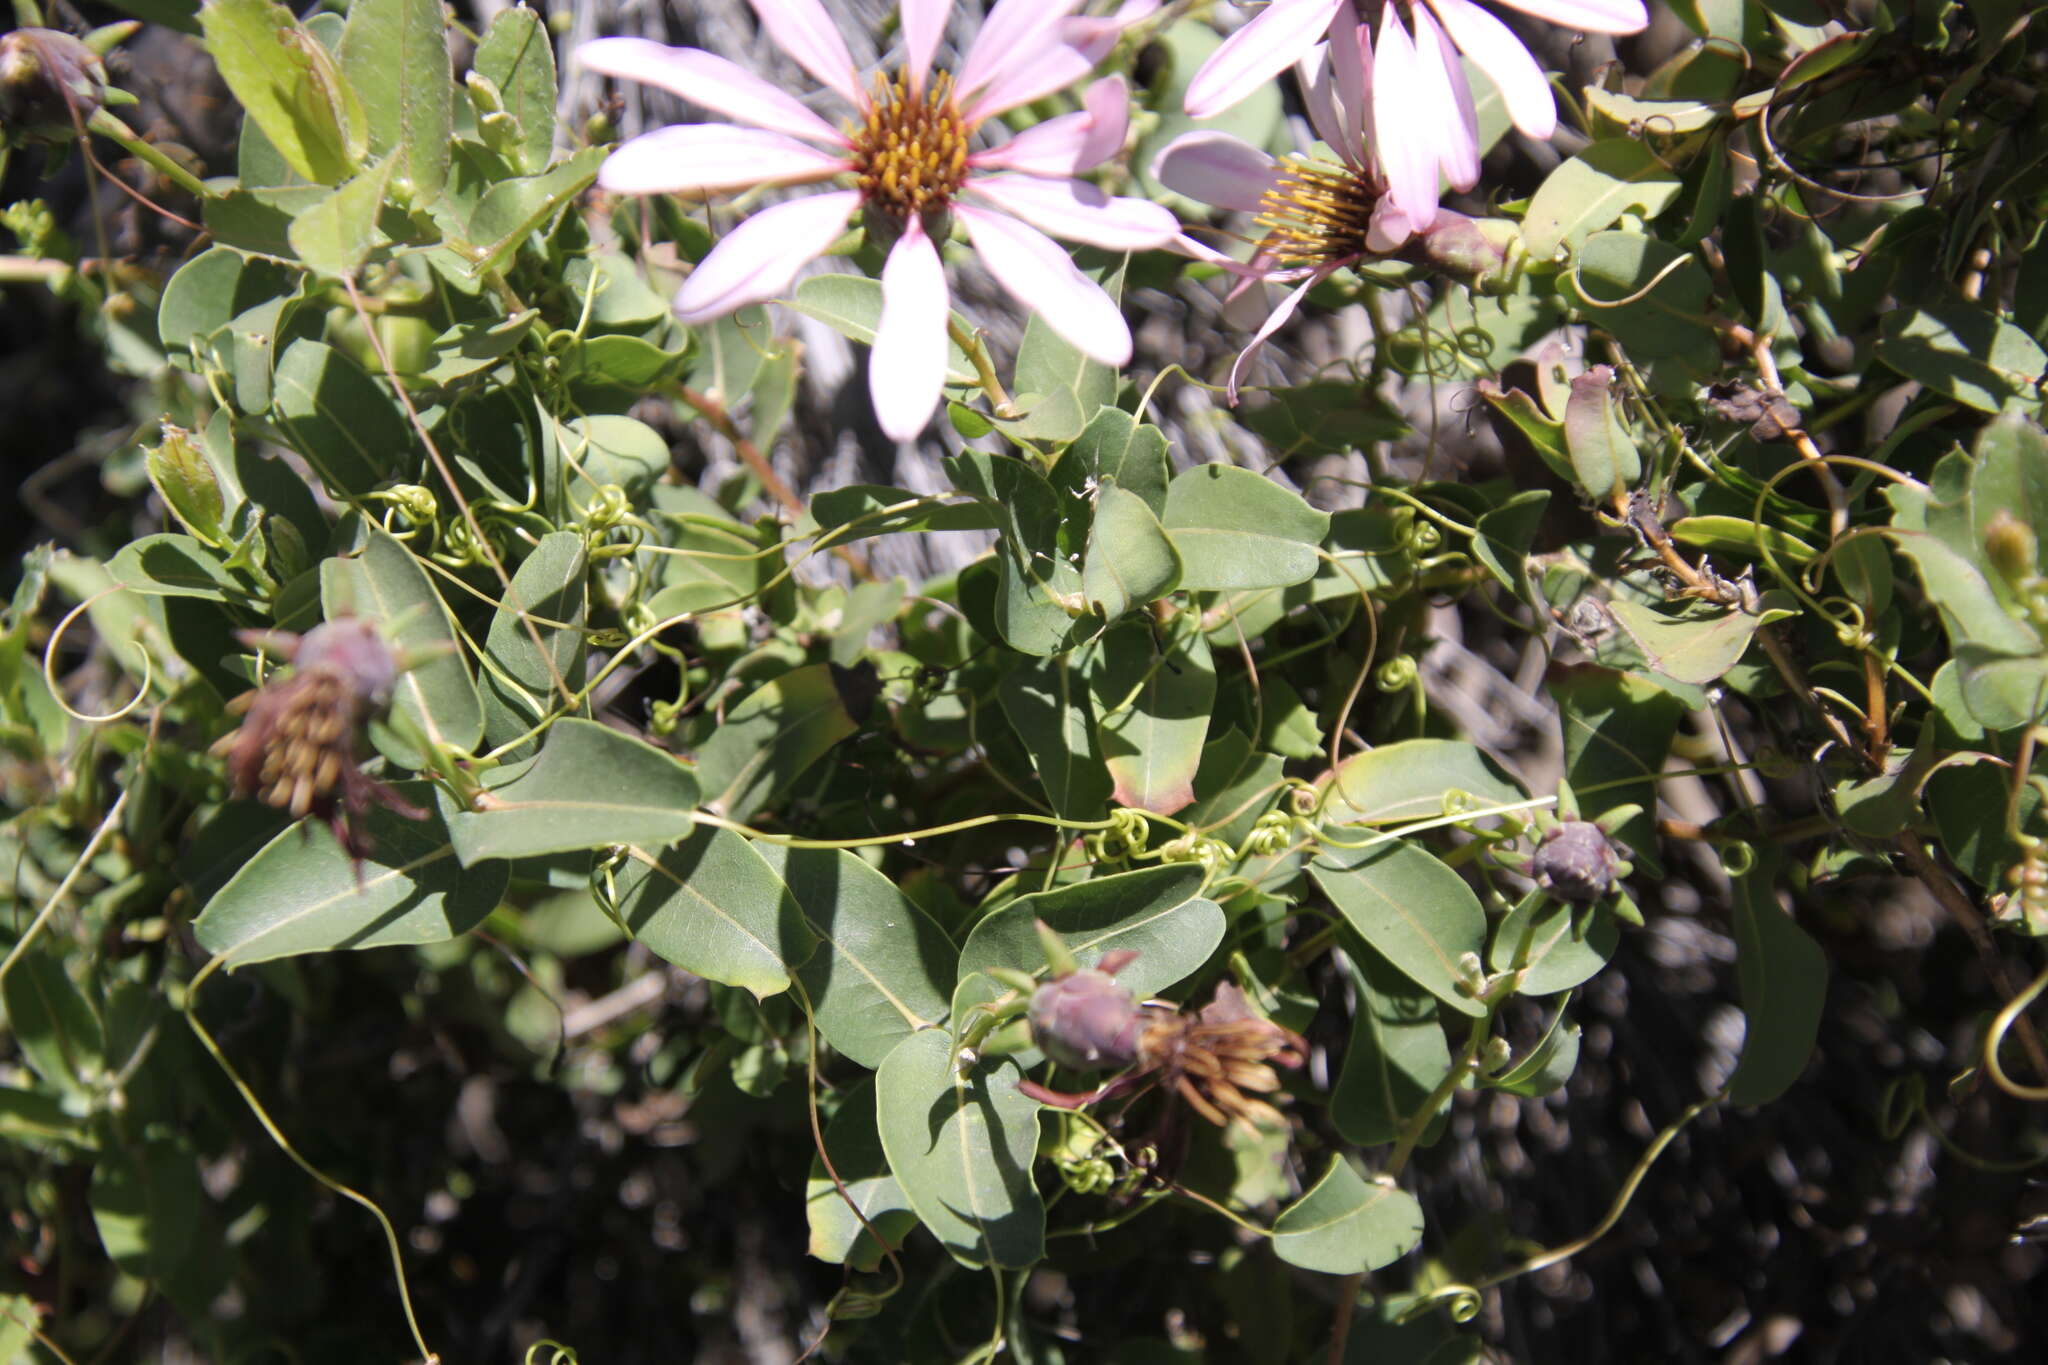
[746,0,863,108]
[970,77,1129,176]
[1366,197,1417,252]
[870,220,950,441]
[1329,4,1371,166]
[1063,0,1163,62]
[958,0,1087,108]
[1490,0,1648,35]
[673,189,860,323]
[1371,9,1440,229]
[956,205,1130,366]
[1296,41,1361,168]
[597,124,852,196]
[965,173,1179,250]
[1227,271,1325,404]
[1428,0,1555,137]
[574,38,848,146]
[1413,4,1481,189]
[1184,0,1344,120]
[900,0,949,94]
[961,38,1095,123]
[1150,130,1278,213]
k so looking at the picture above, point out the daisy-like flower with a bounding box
[579,0,1180,440]
[1185,0,1649,230]
[1160,32,1520,399]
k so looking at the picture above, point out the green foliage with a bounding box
[10,3,2048,1362]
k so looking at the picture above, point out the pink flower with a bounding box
[1157,33,1413,401]
[578,0,1179,440]
[1185,0,1649,229]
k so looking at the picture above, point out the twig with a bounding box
[677,384,874,582]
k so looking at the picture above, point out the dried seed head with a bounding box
[213,617,424,859]
[1138,983,1304,1133]
[1529,819,1621,904]
[1029,968,1145,1072]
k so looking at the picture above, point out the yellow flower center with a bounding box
[1254,157,1380,267]
[848,70,971,220]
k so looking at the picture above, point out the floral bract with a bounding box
[578,0,1178,440]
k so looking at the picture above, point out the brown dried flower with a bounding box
[1021,979,1305,1138]
[213,617,427,857]
[1135,984,1305,1133]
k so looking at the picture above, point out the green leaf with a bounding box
[447,719,698,863]
[271,338,412,496]
[108,533,246,601]
[874,1030,1044,1268]
[339,0,452,202]
[808,485,999,541]
[193,785,508,965]
[328,526,484,759]
[418,310,535,385]
[1082,482,1181,621]
[694,663,863,821]
[612,825,815,1000]
[1725,858,1826,1106]
[1184,730,1288,848]
[1572,232,1716,367]
[473,6,558,175]
[1606,598,1773,686]
[1088,616,1213,816]
[286,150,395,275]
[479,531,588,753]
[946,451,1084,656]
[754,844,958,1069]
[1271,1157,1425,1275]
[464,145,605,276]
[1561,366,1641,500]
[1321,739,1528,826]
[999,654,1112,820]
[0,951,104,1092]
[1583,87,1725,135]
[1003,266,1121,442]
[158,245,296,359]
[90,1139,226,1318]
[1551,665,1683,876]
[957,864,1225,1000]
[1475,380,1573,482]
[1309,839,1487,1017]
[145,426,233,548]
[806,1079,918,1270]
[790,275,978,384]
[1331,940,1451,1147]
[1665,514,1818,566]
[1522,140,1683,261]
[1490,891,1618,995]
[1162,464,1331,591]
[1056,406,1171,516]
[1489,1007,1582,1097]
[1237,380,1408,458]
[1471,490,1549,602]
[200,0,366,185]
[1875,298,2048,414]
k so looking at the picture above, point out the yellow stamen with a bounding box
[1253,156,1381,267]
[849,69,971,220]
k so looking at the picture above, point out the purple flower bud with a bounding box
[1029,968,1144,1072]
[1529,820,1621,904]
[293,617,400,708]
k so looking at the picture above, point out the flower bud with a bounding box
[0,29,107,143]
[294,617,400,709]
[1529,820,1621,904]
[1029,968,1143,1072]
[1406,214,1521,293]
